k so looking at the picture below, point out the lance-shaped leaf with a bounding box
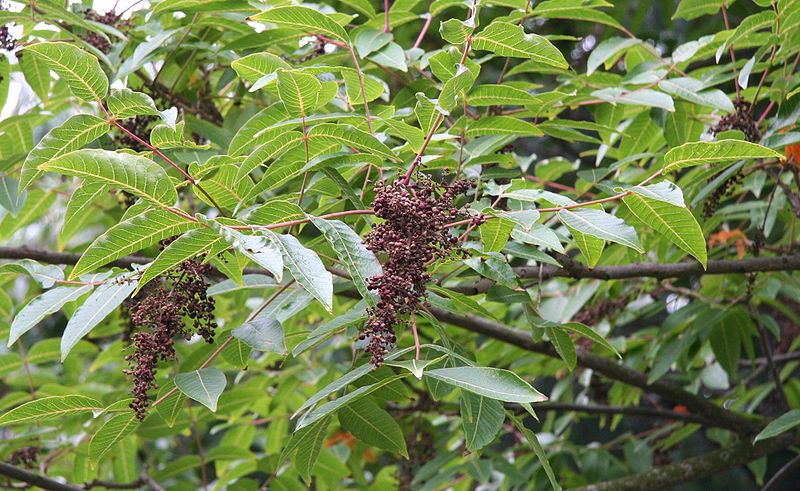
[0,395,103,425]
[662,139,782,171]
[231,52,291,87]
[310,217,381,306]
[136,228,225,293]
[232,317,286,354]
[424,367,548,403]
[440,18,474,45]
[0,177,25,216]
[235,131,304,183]
[308,123,396,161]
[545,325,577,370]
[107,89,159,119]
[20,114,109,189]
[280,416,331,483]
[621,181,707,267]
[263,230,334,312]
[472,21,569,68]
[206,223,283,281]
[39,149,178,206]
[460,392,504,452]
[276,69,323,119]
[59,182,109,248]
[25,42,108,102]
[658,78,733,112]
[558,208,644,253]
[61,275,138,360]
[0,259,64,288]
[672,0,725,20]
[354,28,392,58]
[18,52,51,101]
[468,84,540,106]
[89,413,139,465]
[8,285,93,346]
[250,6,349,44]
[438,64,475,113]
[339,398,408,457]
[175,368,227,412]
[754,410,800,443]
[72,208,199,279]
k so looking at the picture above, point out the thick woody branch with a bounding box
[452,253,800,294]
[532,402,713,425]
[429,308,762,434]
[569,429,800,491]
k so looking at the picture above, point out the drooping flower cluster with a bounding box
[115,115,158,152]
[705,98,760,217]
[361,176,476,365]
[7,446,39,468]
[0,2,16,53]
[125,252,217,419]
[81,9,131,54]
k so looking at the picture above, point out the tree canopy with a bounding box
[1,0,800,490]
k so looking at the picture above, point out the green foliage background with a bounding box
[0,0,800,490]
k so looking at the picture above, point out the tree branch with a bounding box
[533,402,714,425]
[569,430,800,491]
[452,253,800,294]
[0,462,82,491]
[429,308,762,435]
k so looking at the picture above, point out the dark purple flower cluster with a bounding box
[7,446,39,468]
[125,253,217,419]
[116,115,158,151]
[361,176,475,365]
[0,3,16,53]
[80,9,131,54]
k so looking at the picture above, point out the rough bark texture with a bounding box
[569,430,800,491]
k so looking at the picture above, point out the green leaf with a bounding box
[339,398,408,456]
[174,368,227,412]
[567,225,605,267]
[20,115,109,189]
[426,285,493,318]
[25,42,108,102]
[89,413,139,465]
[472,21,569,68]
[59,182,109,249]
[136,228,224,293]
[672,0,724,20]
[384,357,446,380]
[591,87,675,112]
[460,392,504,452]
[282,416,330,483]
[8,285,93,346]
[250,6,350,44]
[310,217,381,306]
[236,131,304,184]
[154,382,185,428]
[466,116,543,137]
[754,410,800,442]
[61,274,138,360]
[545,325,577,370]
[439,64,476,114]
[232,317,286,354]
[276,70,324,119]
[107,89,160,119]
[709,320,741,376]
[0,177,25,216]
[621,181,707,267]
[354,28,392,58]
[440,18,475,45]
[39,149,178,206]
[341,69,387,105]
[561,322,621,358]
[532,0,622,30]
[307,123,397,161]
[263,231,334,312]
[231,52,291,88]
[368,42,408,72]
[150,121,209,150]
[663,140,782,171]
[587,37,640,74]
[658,78,733,112]
[509,413,562,491]
[716,11,776,62]
[467,84,540,106]
[558,208,643,252]
[72,208,199,279]
[480,217,515,252]
[18,52,51,101]
[207,225,284,281]
[0,395,102,425]
[424,367,548,403]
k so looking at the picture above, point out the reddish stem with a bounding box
[230,209,375,230]
[414,14,433,49]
